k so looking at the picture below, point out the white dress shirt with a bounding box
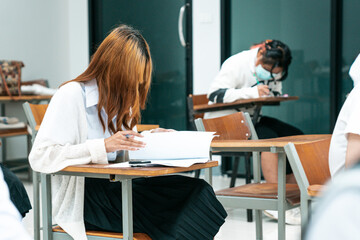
[84,79,117,161]
[329,83,360,178]
[349,53,360,87]
[0,169,31,240]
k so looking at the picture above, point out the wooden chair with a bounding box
[186,94,208,126]
[195,112,300,239]
[23,102,48,240]
[23,102,152,240]
[188,94,251,185]
[284,137,331,232]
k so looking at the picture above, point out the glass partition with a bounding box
[341,0,360,108]
[230,0,331,134]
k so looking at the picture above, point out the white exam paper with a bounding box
[129,131,215,160]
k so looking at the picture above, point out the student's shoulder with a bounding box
[224,48,256,65]
[52,81,84,104]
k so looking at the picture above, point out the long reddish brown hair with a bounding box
[64,25,152,133]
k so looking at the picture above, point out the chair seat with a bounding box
[216,183,300,205]
[307,184,325,197]
[52,226,152,240]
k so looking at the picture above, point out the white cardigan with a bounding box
[29,82,108,240]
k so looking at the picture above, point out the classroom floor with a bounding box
[21,164,301,240]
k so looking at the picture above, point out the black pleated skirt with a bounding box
[84,175,227,240]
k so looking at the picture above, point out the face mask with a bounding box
[255,64,281,81]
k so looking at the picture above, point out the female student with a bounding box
[29,25,226,240]
[205,39,303,184]
[205,40,303,224]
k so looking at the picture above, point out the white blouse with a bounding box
[329,83,360,178]
[29,80,109,240]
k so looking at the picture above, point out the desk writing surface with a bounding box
[0,95,52,102]
[193,96,298,113]
[211,134,331,149]
[60,160,218,176]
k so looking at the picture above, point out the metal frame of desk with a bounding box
[40,161,217,240]
[210,134,331,240]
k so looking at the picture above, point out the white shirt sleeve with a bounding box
[349,53,360,87]
[0,169,31,240]
[29,83,108,174]
[344,92,360,136]
[207,54,259,103]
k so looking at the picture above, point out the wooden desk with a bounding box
[211,134,331,152]
[193,96,299,114]
[192,96,298,124]
[0,95,52,102]
[41,161,217,240]
[210,134,331,240]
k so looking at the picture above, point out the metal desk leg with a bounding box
[33,171,40,240]
[278,152,286,240]
[41,174,52,240]
[204,167,212,186]
[122,179,133,240]
[254,151,263,240]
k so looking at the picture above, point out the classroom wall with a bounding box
[0,0,89,161]
[192,0,221,94]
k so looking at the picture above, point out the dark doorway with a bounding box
[89,0,192,130]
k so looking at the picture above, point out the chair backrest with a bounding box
[195,112,253,140]
[23,102,48,140]
[187,94,209,127]
[284,137,331,193]
[195,112,261,182]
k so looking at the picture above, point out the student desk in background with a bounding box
[192,96,299,124]
[0,95,52,176]
[40,161,218,240]
[192,96,299,177]
[210,134,331,240]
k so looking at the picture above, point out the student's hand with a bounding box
[104,130,146,152]
[257,85,270,97]
[150,128,176,133]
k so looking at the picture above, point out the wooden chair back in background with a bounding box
[136,124,160,132]
[200,112,252,141]
[24,103,48,135]
[187,94,208,128]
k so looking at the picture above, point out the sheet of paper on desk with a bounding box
[106,158,209,168]
[129,131,215,160]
